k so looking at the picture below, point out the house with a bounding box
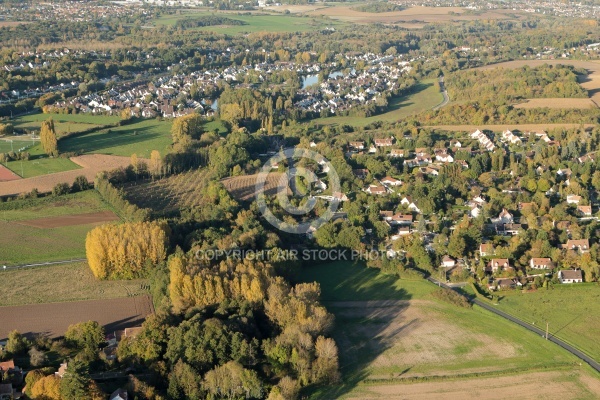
[110,389,129,400]
[391,226,411,240]
[332,192,349,202]
[558,269,583,283]
[435,151,454,163]
[456,160,469,169]
[349,141,365,150]
[529,258,554,270]
[353,169,369,179]
[389,149,405,158]
[487,258,512,273]
[470,205,482,218]
[381,176,402,186]
[491,208,513,225]
[55,362,68,378]
[401,196,421,213]
[489,278,521,290]
[556,168,572,178]
[566,194,582,204]
[577,205,592,216]
[0,360,16,374]
[379,210,394,221]
[390,213,413,226]
[441,255,456,268]
[366,185,387,195]
[562,239,590,253]
[496,223,522,236]
[374,137,394,147]
[480,243,495,257]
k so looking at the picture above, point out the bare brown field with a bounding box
[0,21,30,27]
[428,123,595,132]
[222,173,289,201]
[0,164,21,182]
[0,154,137,196]
[477,60,600,105]
[15,210,119,228]
[264,4,326,13]
[514,98,597,109]
[343,370,600,400]
[0,295,154,339]
[306,6,520,25]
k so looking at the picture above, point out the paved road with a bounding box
[433,75,449,110]
[0,258,86,271]
[426,276,600,373]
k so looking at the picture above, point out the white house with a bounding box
[401,196,421,213]
[441,255,456,268]
[529,258,554,270]
[381,176,402,186]
[558,269,583,284]
[566,194,582,205]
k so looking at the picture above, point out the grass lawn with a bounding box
[2,140,80,178]
[299,261,592,399]
[0,191,117,264]
[153,11,345,34]
[10,112,119,137]
[60,119,172,158]
[310,79,443,127]
[493,283,600,360]
[0,262,148,306]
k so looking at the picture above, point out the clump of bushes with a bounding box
[431,287,471,308]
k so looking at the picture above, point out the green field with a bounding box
[0,191,117,264]
[0,262,148,306]
[311,79,443,127]
[11,112,119,137]
[493,283,600,360]
[2,140,80,178]
[299,261,591,399]
[60,119,172,158]
[153,11,345,34]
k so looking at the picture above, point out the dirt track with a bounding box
[0,164,21,182]
[0,154,136,196]
[15,210,119,228]
[0,295,154,339]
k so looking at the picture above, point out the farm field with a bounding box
[476,59,600,106]
[222,172,288,201]
[123,168,213,214]
[11,112,119,137]
[312,80,443,127]
[0,154,133,196]
[493,284,600,360]
[514,98,597,109]
[305,5,522,27]
[299,261,596,399]
[0,262,148,307]
[0,191,119,264]
[0,295,153,339]
[60,118,172,158]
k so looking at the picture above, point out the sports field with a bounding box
[312,80,443,127]
[0,191,120,264]
[60,119,172,158]
[299,261,598,399]
[11,112,119,137]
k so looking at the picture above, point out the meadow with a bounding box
[0,262,148,306]
[60,118,172,158]
[311,79,443,127]
[11,112,120,137]
[153,11,344,34]
[0,191,118,264]
[493,284,600,360]
[299,261,598,399]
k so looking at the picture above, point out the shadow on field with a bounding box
[298,261,414,398]
[59,126,160,154]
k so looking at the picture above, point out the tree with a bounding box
[6,330,28,355]
[312,336,340,384]
[40,118,58,157]
[29,347,48,367]
[52,182,70,196]
[71,176,89,192]
[59,360,91,400]
[150,150,163,178]
[32,375,61,400]
[203,361,263,399]
[64,321,104,351]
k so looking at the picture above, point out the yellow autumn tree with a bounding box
[31,375,61,400]
[86,221,168,280]
[149,150,163,178]
[40,118,58,157]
